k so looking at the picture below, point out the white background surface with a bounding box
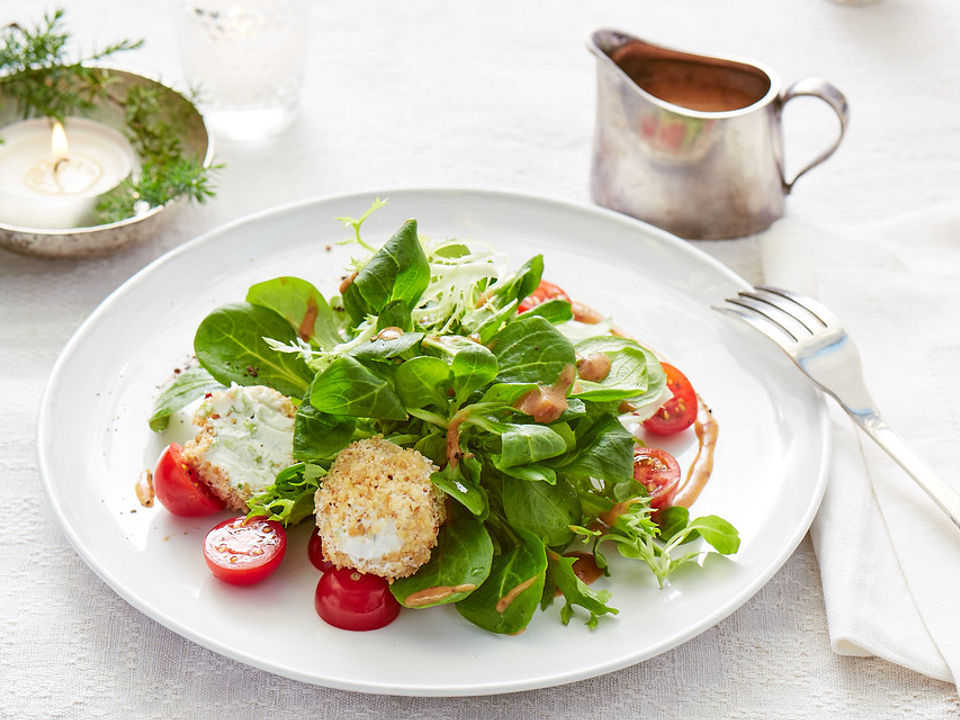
[2,0,959,717]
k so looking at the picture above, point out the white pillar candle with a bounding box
[0,117,137,230]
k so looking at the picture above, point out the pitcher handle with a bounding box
[780,78,849,192]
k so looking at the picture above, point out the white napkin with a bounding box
[759,203,960,686]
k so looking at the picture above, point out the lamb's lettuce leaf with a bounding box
[148,366,223,431]
[391,503,493,609]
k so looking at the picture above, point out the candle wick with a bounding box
[51,157,69,194]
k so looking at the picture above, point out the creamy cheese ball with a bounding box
[314,437,446,580]
[181,384,296,511]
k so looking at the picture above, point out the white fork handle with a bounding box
[851,409,960,530]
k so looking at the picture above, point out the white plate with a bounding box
[38,188,829,696]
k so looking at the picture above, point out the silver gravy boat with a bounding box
[588,30,849,239]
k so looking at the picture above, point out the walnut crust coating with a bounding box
[181,386,297,512]
[314,437,446,581]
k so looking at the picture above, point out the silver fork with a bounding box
[716,285,960,530]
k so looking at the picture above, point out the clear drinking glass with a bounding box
[171,0,309,141]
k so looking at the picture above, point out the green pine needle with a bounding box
[0,9,220,226]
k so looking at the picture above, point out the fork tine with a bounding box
[740,288,823,337]
[713,301,800,349]
[726,293,812,343]
[755,285,840,328]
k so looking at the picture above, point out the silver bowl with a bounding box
[0,68,212,258]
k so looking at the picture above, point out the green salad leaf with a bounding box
[246,276,341,349]
[543,550,618,629]
[431,460,488,517]
[391,502,494,609]
[456,526,547,635]
[395,356,451,408]
[245,462,326,526]
[498,423,568,467]
[342,218,430,323]
[492,314,576,385]
[309,356,406,420]
[292,400,356,462]
[502,475,580,547]
[194,302,314,396]
[572,335,666,405]
[148,366,223,431]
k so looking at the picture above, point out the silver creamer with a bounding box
[588,30,848,239]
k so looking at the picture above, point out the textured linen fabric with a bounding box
[762,206,960,685]
[2,0,960,718]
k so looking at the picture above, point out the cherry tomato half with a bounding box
[642,363,698,435]
[314,568,401,631]
[203,516,287,586]
[153,442,225,516]
[307,529,334,573]
[633,446,681,511]
[517,280,571,313]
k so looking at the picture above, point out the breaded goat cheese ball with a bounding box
[181,384,296,511]
[315,437,446,580]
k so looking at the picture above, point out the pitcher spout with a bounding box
[588,29,775,115]
[586,28,644,62]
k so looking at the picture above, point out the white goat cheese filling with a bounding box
[196,384,295,494]
[333,518,403,562]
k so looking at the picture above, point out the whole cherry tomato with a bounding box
[633,446,681,511]
[642,363,698,435]
[517,280,571,313]
[307,528,334,573]
[203,516,287,586]
[314,568,401,631]
[153,442,224,516]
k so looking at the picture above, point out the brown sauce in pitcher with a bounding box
[635,72,759,112]
[611,42,770,112]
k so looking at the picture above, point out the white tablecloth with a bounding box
[2,1,959,717]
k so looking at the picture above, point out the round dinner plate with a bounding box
[38,188,829,696]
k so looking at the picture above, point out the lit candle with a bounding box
[0,117,136,229]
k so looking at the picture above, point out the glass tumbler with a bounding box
[171,0,309,141]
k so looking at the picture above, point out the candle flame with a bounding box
[51,120,69,160]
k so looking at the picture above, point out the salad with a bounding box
[146,200,739,635]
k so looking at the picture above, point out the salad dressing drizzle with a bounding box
[135,469,155,507]
[298,297,319,340]
[571,301,604,325]
[376,326,404,341]
[446,414,466,468]
[566,551,603,585]
[576,352,612,383]
[598,497,644,528]
[405,583,478,607]
[338,271,358,295]
[674,397,718,508]
[496,574,540,613]
[515,364,575,424]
